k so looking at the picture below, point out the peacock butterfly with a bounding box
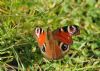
[34,25,80,60]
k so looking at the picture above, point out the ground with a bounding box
[0,0,100,71]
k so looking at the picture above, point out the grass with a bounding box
[0,0,100,71]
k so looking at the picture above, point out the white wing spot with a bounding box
[35,28,40,38]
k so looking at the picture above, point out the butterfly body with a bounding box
[35,25,79,60]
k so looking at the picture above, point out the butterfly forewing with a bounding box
[35,27,46,47]
[53,27,73,45]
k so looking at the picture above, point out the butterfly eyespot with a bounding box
[60,43,69,51]
[68,25,79,35]
[41,44,46,52]
[68,26,76,35]
[35,27,44,37]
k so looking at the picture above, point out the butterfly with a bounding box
[35,25,80,60]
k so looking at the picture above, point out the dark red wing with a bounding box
[53,30,73,45]
[52,25,80,44]
[35,27,46,47]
